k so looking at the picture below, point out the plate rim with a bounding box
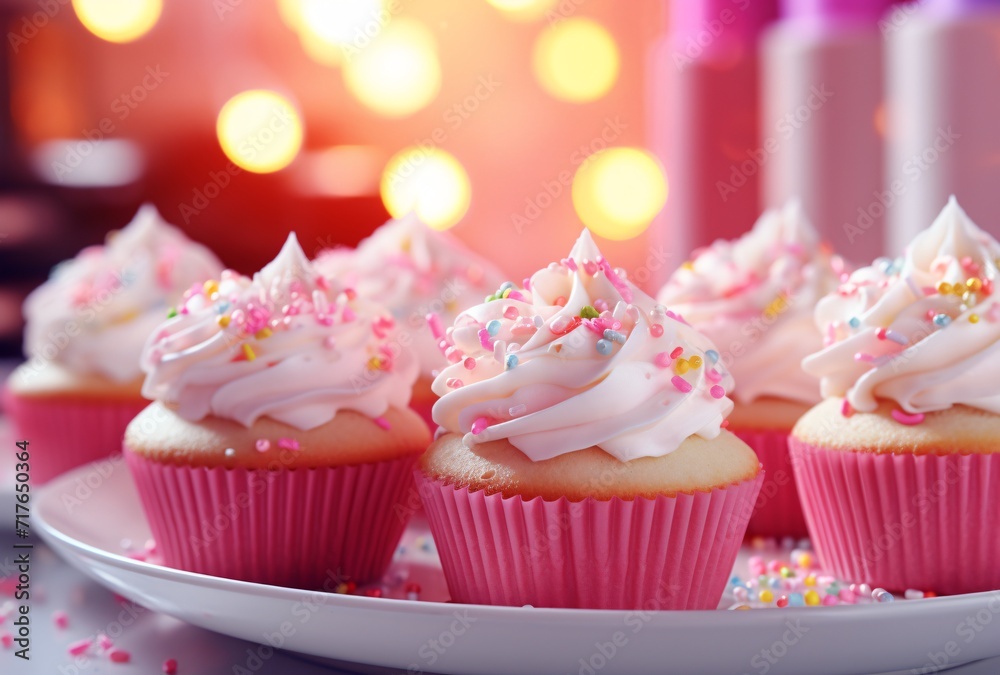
[33,460,1000,630]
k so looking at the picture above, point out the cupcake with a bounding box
[792,197,1000,595]
[418,230,762,610]
[124,233,429,589]
[316,214,505,426]
[4,205,223,484]
[657,202,843,537]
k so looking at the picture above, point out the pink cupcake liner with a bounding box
[790,439,1000,595]
[416,470,764,609]
[3,388,147,485]
[731,427,809,539]
[125,450,420,589]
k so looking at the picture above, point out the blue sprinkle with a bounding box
[789,592,805,606]
[486,320,501,336]
[768,577,782,589]
[596,339,613,355]
[498,281,514,293]
[505,354,518,370]
[729,575,743,587]
[705,349,719,364]
[933,314,951,327]
[217,301,231,313]
[603,329,626,344]
[848,317,861,329]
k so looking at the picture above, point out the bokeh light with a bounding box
[298,29,344,68]
[533,18,619,103]
[216,90,304,174]
[72,0,162,43]
[300,0,384,45]
[343,17,441,117]
[572,148,668,241]
[485,0,557,21]
[381,147,471,230]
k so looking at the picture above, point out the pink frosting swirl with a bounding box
[657,203,845,405]
[23,204,223,382]
[315,215,505,379]
[141,234,418,429]
[804,198,1000,414]
[431,230,735,462]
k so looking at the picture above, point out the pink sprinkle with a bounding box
[822,595,840,606]
[710,385,725,399]
[522,277,532,291]
[316,314,334,326]
[446,378,464,388]
[561,257,578,271]
[277,438,300,451]
[841,399,853,417]
[507,290,526,301]
[471,416,490,435]
[891,409,925,426]
[671,375,692,393]
[68,638,92,656]
[503,306,519,320]
[1,633,13,649]
[341,307,356,322]
[53,610,69,629]
[875,327,887,340]
[98,633,113,650]
[854,352,874,362]
[670,346,683,359]
[583,260,599,276]
[653,352,672,368]
[109,648,131,663]
[163,658,178,674]
[650,323,664,338]
[373,417,391,431]
[255,439,270,453]
[426,313,445,340]
[463,357,476,370]
[445,346,463,363]
[705,368,722,383]
[478,328,492,349]
[838,588,857,604]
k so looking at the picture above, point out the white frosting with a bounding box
[315,214,505,379]
[658,203,843,405]
[22,204,223,382]
[432,230,735,462]
[805,197,1000,414]
[141,234,419,429]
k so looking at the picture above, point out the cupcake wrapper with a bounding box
[790,439,1000,595]
[4,389,147,485]
[126,450,420,589]
[416,470,764,609]
[731,427,809,539]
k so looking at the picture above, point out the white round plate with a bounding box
[36,462,1000,675]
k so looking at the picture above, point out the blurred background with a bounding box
[0,0,998,359]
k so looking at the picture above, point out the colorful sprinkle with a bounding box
[374,417,392,431]
[580,305,599,319]
[217,315,231,328]
[67,638,92,656]
[109,649,131,663]
[654,352,672,368]
[504,306,519,320]
[933,314,951,327]
[446,377,464,388]
[163,659,178,674]
[53,610,68,629]
[596,339,613,355]
[705,349,719,364]
[891,409,925,425]
[674,358,690,375]
[710,385,725,399]
[255,439,270,452]
[427,313,445,340]
[670,346,683,359]
[242,343,256,361]
[873,588,895,603]
[970,314,980,324]
[277,438,299,451]
[505,354,519,370]
[486,320,501,337]
[705,368,722,382]
[650,323,664,338]
[603,329,626,344]
[848,317,860,329]
[671,375,692,393]
[167,307,178,319]
[471,416,489,435]
[689,355,703,369]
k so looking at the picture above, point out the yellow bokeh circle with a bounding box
[572,148,668,241]
[533,18,619,103]
[216,90,304,174]
[381,147,471,231]
[343,17,441,118]
[73,0,162,43]
[486,0,557,21]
